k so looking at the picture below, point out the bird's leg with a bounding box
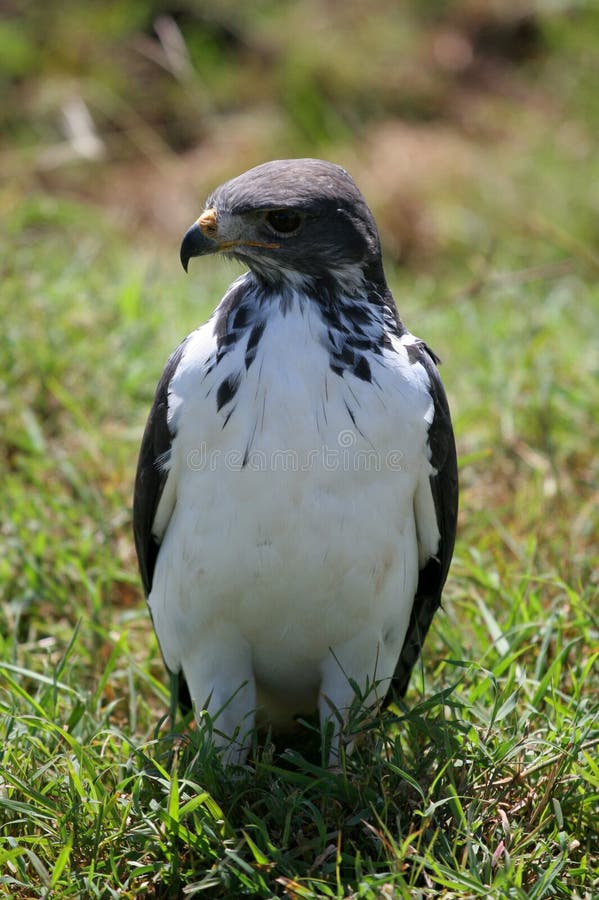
[169,669,181,731]
[181,628,256,765]
[319,635,390,765]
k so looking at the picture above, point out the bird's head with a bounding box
[180,158,386,293]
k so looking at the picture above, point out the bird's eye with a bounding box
[264,209,303,235]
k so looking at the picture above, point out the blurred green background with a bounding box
[3,0,599,266]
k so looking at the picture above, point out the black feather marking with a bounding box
[404,340,443,367]
[340,345,354,365]
[233,305,249,329]
[353,356,371,382]
[216,372,241,411]
[202,359,216,379]
[245,321,266,369]
[330,364,343,377]
[405,342,422,365]
[344,401,357,427]
[219,331,239,348]
[351,336,375,350]
[222,406,236,429]
[213,280,248,348]
[345,304,372,325]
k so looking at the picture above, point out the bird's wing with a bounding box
[133,337,191,597]
[391,342,458,698]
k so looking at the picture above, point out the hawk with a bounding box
[134,159,458,764]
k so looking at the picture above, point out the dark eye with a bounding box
[264,209,303,235]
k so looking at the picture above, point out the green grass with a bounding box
[1,188,597,897]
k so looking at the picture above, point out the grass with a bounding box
[2,3,599,897]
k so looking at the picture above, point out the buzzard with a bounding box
[134,159,458,764]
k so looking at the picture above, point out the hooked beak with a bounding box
[180,208,219,272]
[180,206,281,272]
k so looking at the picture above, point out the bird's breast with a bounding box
[151,295,434,684]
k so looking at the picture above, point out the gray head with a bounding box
[180,158,387,292]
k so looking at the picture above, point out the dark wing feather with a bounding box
[133,338,190,596]
[389,343,458,699]
[133,338,193,713]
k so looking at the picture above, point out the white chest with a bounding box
[148,293,437,715]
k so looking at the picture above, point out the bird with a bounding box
[133,158,458,765]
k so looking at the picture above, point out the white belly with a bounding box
[154,461,419,694]
[148,297,436,725]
